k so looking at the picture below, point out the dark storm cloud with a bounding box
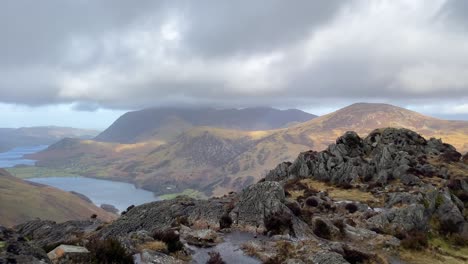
[0,0,467,114]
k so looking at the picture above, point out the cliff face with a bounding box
[3,128,467,263]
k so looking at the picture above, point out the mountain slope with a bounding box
[0,169,115,227]
[94,107,316,143]
[29,103,468,196]
[0,126,99,152]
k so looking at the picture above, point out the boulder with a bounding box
[47,245,90,264]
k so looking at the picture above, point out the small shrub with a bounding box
[264,212,292,235]
[152,229,183,252]
[305,197,319,207]
[87,238,133,264]
[400,231,428,251]
[90,214,97,219]
[219,214,233,229]
[345,203,358,214]
[450,234,468,247]
[313,218,331,239]
[342,246,373,264]
[285,201,302,216]
[207,251,226,264]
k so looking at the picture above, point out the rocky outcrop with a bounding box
[14,219,102,249]
[98,196,227,239]
[310,250,350,264]
[230,181,312,237]
[266,128,462,186]
[0,226,51,264]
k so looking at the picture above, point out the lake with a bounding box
[0,145,48,168]
[27,177,160,212]
[0,146,160,212]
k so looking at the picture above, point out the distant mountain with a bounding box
[0,126,99,152]
[30,103,468,196]
[0,169,115,227]
[94,107,316,143]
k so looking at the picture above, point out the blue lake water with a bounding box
[0,146,160,212]
[27,177,160,212]
[0,145,48,168]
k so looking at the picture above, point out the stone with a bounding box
[47,245,90,264]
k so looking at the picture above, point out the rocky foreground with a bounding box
[1,128,468,263]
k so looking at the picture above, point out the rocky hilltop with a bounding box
[3,128,467,263]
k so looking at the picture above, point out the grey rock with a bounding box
[14,219,102,249]
[310,250,350,264]
[47,245,90,264]
[0,226,51,264]
[265,161,292,182]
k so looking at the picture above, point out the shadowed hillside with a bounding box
[0,169,115,227]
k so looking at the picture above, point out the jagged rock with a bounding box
[14,219,102,249]
[134,250,184,264]
[47,245,90,264]
[100,204,119,214]
[265,161,291,182]
[119,230,155,253]
[230,181,312,237]
[310,250,350,264]
[0,226,51,264]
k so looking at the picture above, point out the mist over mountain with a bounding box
[0,126,99,152]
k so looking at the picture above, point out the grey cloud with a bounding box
[0,0,467,112]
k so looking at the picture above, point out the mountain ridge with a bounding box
[29,103,468,196]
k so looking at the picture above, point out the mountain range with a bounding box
[28,103,468,197]
[0,126,99,152]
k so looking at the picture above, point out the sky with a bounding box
[1,0,468,129]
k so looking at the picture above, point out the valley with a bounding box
[22,103,468,198]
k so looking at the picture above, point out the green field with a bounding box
[6,166,80,179]
[159,189,207,200]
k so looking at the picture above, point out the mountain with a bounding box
[94,107,316,143]
[4,128,468,264]
[29,103,468,196]
[0,126,99,152]
[0,169,115,227]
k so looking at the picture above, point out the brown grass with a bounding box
[138,241,167,253]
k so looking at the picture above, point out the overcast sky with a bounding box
[1,0,468,129]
